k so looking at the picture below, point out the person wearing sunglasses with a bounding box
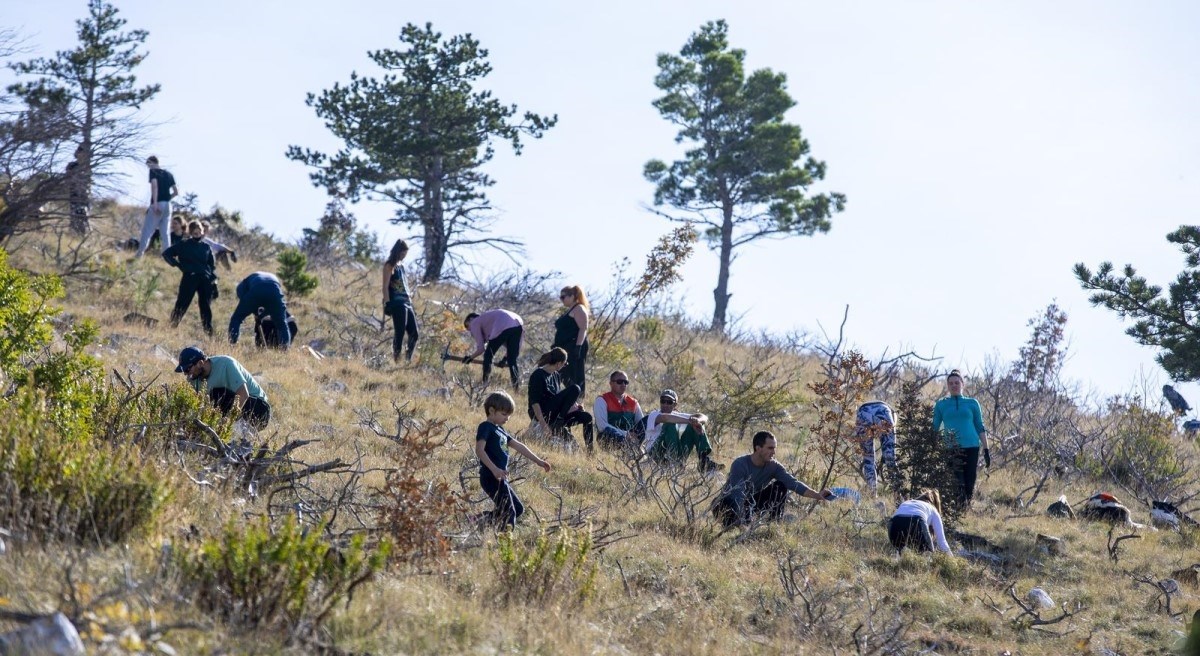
[593,370,644,449]
[643,389,722,473]
[174,346,271,429]
[552,285,590,395]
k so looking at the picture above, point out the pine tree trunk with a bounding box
[711,199,735,333]
[421,157,447,282]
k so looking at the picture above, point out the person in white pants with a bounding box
[135,155,178,257]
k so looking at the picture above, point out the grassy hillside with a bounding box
[1,213,1197,655]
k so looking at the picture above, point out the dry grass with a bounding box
[0,215,1197,655]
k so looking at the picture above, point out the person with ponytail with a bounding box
[888,489,953,554]
[527,347,595,451]
[552,285,590,394]
[382,239,419,363]
[932,369,990,506]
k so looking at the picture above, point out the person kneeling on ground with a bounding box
[463,309,524,389]
[527,348,595,450]
[254,307,299,349]
[712,430,831,527]
[175,346,271,429]
[888,489,953,555]
[593,370,644,449]
[476,391,551,528]
[643,389,722,472]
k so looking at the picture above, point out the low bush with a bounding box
[176,515,389,633]
[491,525,598,609]
[0,388,168,543]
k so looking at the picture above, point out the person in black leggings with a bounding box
[383,239,419,362]
[527,347,595,450]
[552,285,590,395]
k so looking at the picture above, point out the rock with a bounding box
[308,338,329,352]
[1035,533,1065,555]
[150,344,175,363]
[956,550,1003,566]
[1027,587,1054,609]
[0,613,86,655]
[123,312,159,328]
[323,380,348,394]
[1171,564,1200,588]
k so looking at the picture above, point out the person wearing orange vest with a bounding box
[592,370,644,448]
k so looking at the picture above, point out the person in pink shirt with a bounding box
[463,309,524,389]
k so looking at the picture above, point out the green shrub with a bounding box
[0,248,64,374]
[895,382,965,524]
[491,526,597,609]
[176,516,389,632]
[92,380,232,447]
[0,388,168,543]
[277,248,319,297]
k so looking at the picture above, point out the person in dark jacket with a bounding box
[229,272,290,349]
[162,220,218,335]
[527,347,594,451]
[552,285,590,394]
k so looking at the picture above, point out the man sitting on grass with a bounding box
[712,430,831,527]
[642,389,722,473]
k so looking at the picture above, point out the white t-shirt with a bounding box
[644,410,691,451]
[893,500,951,553]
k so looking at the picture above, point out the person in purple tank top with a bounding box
[463,309,524,389]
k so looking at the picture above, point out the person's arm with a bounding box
[475,439,507,481]
[927,507,953,553]
[466,323,486,359]
[150,176,159,205]
[205,247,216,274]
[973,400,991,466]
[771,463,830,501]
[593,397,615,434]
[531,402,551,431]
[655,411,693,425]
[382,265,392,306]
[571,306,589,345]
[932,401,943,433]
[228,300,253,344]
[170,182,179,198]
[722,459,750,522]
[634,403,644,424]
[162,243,181,268]
[202,237,230,254]
[508,437,551,472]
[233,383,250,411]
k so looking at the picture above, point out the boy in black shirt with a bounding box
[476,391,551,528]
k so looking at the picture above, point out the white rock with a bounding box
[0,613,86,655]
[1027,587,1054,609]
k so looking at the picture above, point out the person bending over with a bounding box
[463,309,524,388]
[712,431,831,527]
[888,489,953,555]
[229,272,291,350]
[527,347,594,450]
[476,391,551,528]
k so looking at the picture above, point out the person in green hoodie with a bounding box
[932,369,990,506]
[162,220,218,335]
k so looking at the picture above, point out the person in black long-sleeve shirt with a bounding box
[162,220,217,335]
[527,347,595,451]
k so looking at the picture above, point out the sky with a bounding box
[6,0,1200,404]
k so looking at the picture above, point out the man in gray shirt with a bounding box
[713,430,832,527]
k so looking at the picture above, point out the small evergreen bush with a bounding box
[276,248,319,297]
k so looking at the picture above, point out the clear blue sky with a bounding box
[8,1,1200,403]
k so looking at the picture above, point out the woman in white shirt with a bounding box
[888,489,953,554]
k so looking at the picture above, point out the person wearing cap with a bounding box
[229,272,291,349]
[593,370,644,448]
[162,220,218,336]
[712,430,832,527]
[462,309,524,388]
[643,389,722,472]
[175,347,271,428]
[135,155,178,258]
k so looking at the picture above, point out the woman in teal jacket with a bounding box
[932,369,990,505]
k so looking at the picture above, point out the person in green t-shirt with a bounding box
[175,346,271,429]
[643,389,722,473]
